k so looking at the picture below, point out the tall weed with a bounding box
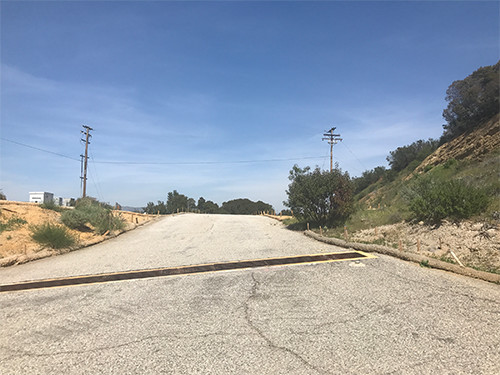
[31,223,76,249]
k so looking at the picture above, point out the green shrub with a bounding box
[40,200,63,212]
[60,209,89,230]
[443,158,457,169]
[75,197,112,210]
[31,223,76,249]
[90,209,126,235]
[61,197,126,234]
[406,177,489,225]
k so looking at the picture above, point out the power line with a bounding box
[89,152,105,202]
[339,141,369,171]
[92,156,327,165]
[1,137,327,165]
[0,137,80,161]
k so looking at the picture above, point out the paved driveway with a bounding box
[1,214,499,374]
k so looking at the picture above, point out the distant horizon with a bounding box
[1,1,498,211]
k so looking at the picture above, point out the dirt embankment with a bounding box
[0,201,156,266]
[347,221,499,273]
[416,114,499,173]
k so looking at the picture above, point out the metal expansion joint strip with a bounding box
[0,251,375,292]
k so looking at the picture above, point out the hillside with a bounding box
[357,113,499,213]
[320,114,500,274]
[0,201,155,266]
[415,113,499,173]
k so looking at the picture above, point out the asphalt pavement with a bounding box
[1,214,499,374]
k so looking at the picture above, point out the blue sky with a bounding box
[1,1,498,211]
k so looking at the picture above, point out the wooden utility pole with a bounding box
[322,127,342,172]
[80,125,93,198]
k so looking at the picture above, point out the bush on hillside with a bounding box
[40,200,63,212]
[405,177,489,225]
[60,197,125,235]
[60,209,89,230]
[31,223,76,249]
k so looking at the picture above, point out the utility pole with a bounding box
[80,125,93,198]
[322,127,342,172]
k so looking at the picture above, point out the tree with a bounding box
[143,202,156,214]
[442,61,499,142]
[197,197,220,214]
[386,139,439,173]
[197,197,206,211]
[203,200,220,214]
[187,198,196,212]
[284,165,354,227]
[221,198,273,215]
[0,190,6,200]
[143,201,167,214]
[156,201,167,214]
[166,190,189,213]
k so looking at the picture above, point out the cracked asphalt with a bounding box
[1,214,500,374]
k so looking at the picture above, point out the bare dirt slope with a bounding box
[348,221,499,273]
[0,201,154,266]
[416,113,499,173]
[348,114,500,273]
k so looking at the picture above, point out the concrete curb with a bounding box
[304,230,500,284]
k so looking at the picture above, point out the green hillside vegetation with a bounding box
[285,61,499,232]
[346,150,498,230]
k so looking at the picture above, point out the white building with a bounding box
[61,198,74,207]
[29,192,54,204]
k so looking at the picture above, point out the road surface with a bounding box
[1,214,499,374]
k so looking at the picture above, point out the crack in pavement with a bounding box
[307,297,418,335]
[243,272,328,375]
